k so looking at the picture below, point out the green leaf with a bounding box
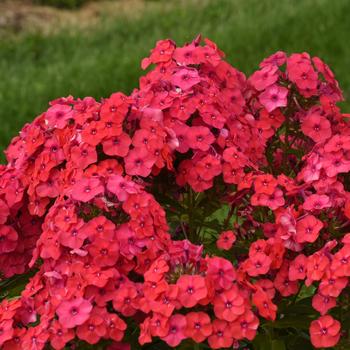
[296,284,316,302]
[266,316,312,330]
[272,340,286,350]
[253,333,271,350]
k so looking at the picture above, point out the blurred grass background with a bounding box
[1,0,350,159]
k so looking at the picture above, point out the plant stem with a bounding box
[187,187,196,243]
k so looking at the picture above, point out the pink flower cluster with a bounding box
[0,36,349,349]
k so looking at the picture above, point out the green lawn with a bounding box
[1,0,350,159]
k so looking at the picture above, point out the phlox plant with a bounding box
[1,35,350,350]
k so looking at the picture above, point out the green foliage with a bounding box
[33,0,94,9]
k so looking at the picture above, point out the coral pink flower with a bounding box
[322,151,350,177]
[173,43,200,65]
[196,154,222,181]
[303,194,331,211]
[141,39,175,69]
[216,230,236,250]
[251,188,285,210]
[161,314,187,347]
[206,257,236,290]
[245,252,272,277]
[259,84,288,112]
[177,275,208,308]
[301,113,331,142]
[107,175,139,202]
[230,310,259,340]
[331,245,350,277]
[207,319,233,349]
[112,285,138,317]
[249,64,279,91]
[105,313,127,342]
[58,219,86,249]
[274,265,299,297]
[310,315,340,348]
[319,274,348,297]
[49,320,74,350]
[252,288,277,320]
[254,174,278,195]
[255,279,276,299]
[0,225,18,254]
[70,143,97,169]
[148,314,169,338]
[124,148,156,177]
[296,215,323,243]
[184,312,212,343]
[213,286,245,321]
[76,314,106,344]
[0,319,13,347]
[171,68,201,90]
[71,178,104,202]
[21,325,50,350]
[45,104,73,129]
[186,126,215,151]
[56,298,92,328]
[288,254,307,281]
[87,237,119,267]
[306,253,329,285]
[312,293,336,315]
[102,133,131,157]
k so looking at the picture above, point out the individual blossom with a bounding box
[0,319,13,347]
[56,298,93,329]
[244,252,272,277]
[312,293,337,315]
[213,286,245,321]
[206,257,236,290]
[45,104,73,129]
[102,133,132,157]
[207,319,233,349]
[249,64,279,91]
[230,310,259,340]
[184,312,212,343]
[49,320,75,350]
[171,68,201,90]
[76,313,107,344]
[176,274,208,308]
[318,272,348,297]
[161,314,187,347]
[21,325,50,350]
[105,313,127,342]
[112,285,138,317]
[216,230,236,250]
[306,253,329,285]
[254,174,278,195]
[303,194,331,211]
[107,175,139,202]
[0,225,18,254]
[296,215,323,243]
[259,84,288,112]
[309,315,340,348]
[252,288,277,320]
[70,177,104,202]
[124,148,156,177]
[331,245,350,277]
[288,254,307,281]
[87,237,119,267]
[301,112,332,143]
[186,126,215,151]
